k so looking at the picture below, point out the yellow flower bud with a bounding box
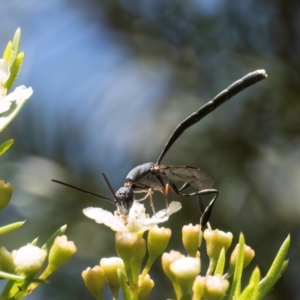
[148,225,171,257]
[229,243,255,274]
[192,276,206,300]
[204,229,233,273]
[48,235,77,271]
[204,275,229,300]
[100,257,124,294]
[161,250,183,281]
[182,224,202,257]
[115,232,138,261]
[170,256,200,290]
[0,180,13,212]
[82,265,105,298]
[0,247,15,273]
[138,274,154,300]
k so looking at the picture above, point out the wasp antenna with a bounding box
[101,173,117,199]
[51,179,114,203]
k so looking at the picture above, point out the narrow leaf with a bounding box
[31,237,39,246]
[0,221,25,236]
[238,267,260,300]
[3,41,12,62]
[0,139,14,156]
[9,28,21,66]
[4,52,24,91]
[228,233,245,300]
[118,269,130,300]
[214,247,226,276]
[42,224,67,252]
[257,235,290,300]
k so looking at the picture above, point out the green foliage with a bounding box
[0,139,14,156]
[0,29,76,300]
[229,233,245,299]
[4,52,24,91]
[0,28,33,133]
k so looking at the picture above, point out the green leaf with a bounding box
[9,28,21,66]
[214,247,226,276]
[257,235,290,300]
[118,268,130,300]
[3,41,12,62]
[238,267,260,300]
[0,139,14,156]
[0,221,25,236]
[277,259,289,281]
[31,237,39,246]
[4,52,24,92]
[228,233,245,300]
[42,224,67,253]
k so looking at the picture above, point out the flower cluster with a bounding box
[82,199,290,300]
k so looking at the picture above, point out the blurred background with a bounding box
[0,0,299,299]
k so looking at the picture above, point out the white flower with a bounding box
[83,200,181,233]
[12,244,47,276]
[0,59,33,114]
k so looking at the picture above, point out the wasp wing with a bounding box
[158,165,214,190]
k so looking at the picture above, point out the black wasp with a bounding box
[53,69,267,226]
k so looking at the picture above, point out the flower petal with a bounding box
[4,86,33,104]
[0,101,12,114]
[0,60,10,83]
[167,201,182,216]
[154,201,182,218]
[83,207,126,231]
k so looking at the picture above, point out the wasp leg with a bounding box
[135,192,150,202]
[163,183,170,209]
[179,189,218,229]
[177,181,193,192]
[199,192,218,230]
[135,189,156,214]
[148,189,156,214]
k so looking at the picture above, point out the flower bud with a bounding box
[148,225,171,257]
[0,247,15,273]
[162,250,183,281]
[229,243,255,274]
[12,244,46,277]
[138,274,154,300]
[192,276,206,300]
[48,235,76,271]
[115,232,138,261]
[204,229,233,273]
[0,180,13,212]
[100,257,124,293]
[170,256,200,290]
[203,275,229,300]
[182,224,202,257]
[82,265,105,298]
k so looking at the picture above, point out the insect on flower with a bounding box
[53,70,267,227]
